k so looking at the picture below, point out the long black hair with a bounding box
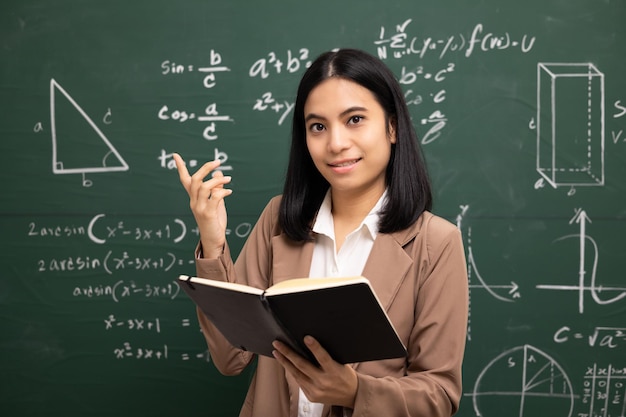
[279,48,432,242]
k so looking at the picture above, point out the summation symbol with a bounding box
[50,78,128,187]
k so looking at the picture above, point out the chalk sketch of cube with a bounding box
[536,63,604,188]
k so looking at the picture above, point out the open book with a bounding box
[178,275,407,365]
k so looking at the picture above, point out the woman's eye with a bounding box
[348,115,363,124]
[310,123,324,132]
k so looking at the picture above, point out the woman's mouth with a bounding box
[328,158,361,168]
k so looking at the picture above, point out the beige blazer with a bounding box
[195,196,468,417]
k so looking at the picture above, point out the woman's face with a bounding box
[304,77,395,198]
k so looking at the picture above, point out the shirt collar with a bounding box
[312,189,387,240]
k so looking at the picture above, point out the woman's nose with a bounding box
[327,127,350,153]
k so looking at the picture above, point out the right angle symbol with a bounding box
[50,78,129,186]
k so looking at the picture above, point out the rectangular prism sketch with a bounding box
[536,63,604,188]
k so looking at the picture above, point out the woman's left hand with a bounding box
[272,336,358,408]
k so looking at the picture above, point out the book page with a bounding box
[181,275,264,295]
[265,276,369,296]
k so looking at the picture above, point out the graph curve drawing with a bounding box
[536,209,626,314]
[50,78,128,186]
[470,344,575,417]
[457,205,521,303]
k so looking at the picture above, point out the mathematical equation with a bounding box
[104,315,163,332]
[253,91,294,126]
[374,24,461,145]
[158,48,312,169]
[554,326,626,349]
[27,214,252,247]
[112,342,212,362]
[400,62,455,145]
[28,214,187,244]
[160,49,230,88]
[105,315,212,361]
[73,279,180,302]
[374,20,536,60]
[157,102,233,141]
[37,250,193,274]
[373,21,535,145]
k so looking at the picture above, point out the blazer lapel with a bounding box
[361,228,416,311]
[271,234,315,284]
[350,226,417,375]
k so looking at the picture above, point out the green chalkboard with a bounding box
[1,0,625,416]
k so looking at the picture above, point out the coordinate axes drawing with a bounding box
[456,205,521,304]
[50,78,128,186]
[536,209,626,314]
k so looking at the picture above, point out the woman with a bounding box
[174,48,468,417]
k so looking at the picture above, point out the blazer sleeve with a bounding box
[194,196,281,376]
[348,216,469,417]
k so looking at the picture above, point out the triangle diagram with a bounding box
[50,78,129,174]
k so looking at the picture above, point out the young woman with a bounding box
[174,48,468,417]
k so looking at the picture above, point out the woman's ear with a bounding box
[388,117,397,144]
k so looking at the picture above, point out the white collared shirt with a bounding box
[297,190,386,417]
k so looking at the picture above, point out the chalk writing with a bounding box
[26,208,251,247]
[114,342,168,360]
[104,315,161,333]
[158,103,233,141]
[535,63,605,193]
[537,209,626,314]
[580,364,626,417]
[28,222,86,238]
[89,214,187,244]
[554,326,626,348]
[72,279,181,302]
[160,49,230,89]
[190,222,252,239]
[159,148,233,171]
[27,215,188,245]
[181,350,211,362]
[252,91,294,125]
[38,255,101,272]
[468,345,575,417]
[49,79,129,187]
[37,250,193,274]
[459,207,522,304]
[375,20,536,60]
[249,48,311,79]
[397,62,455,144]
[397,62,456,85]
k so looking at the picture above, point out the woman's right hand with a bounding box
[173,153,233,259]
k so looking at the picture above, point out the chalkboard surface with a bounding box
[1,1,625,416]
